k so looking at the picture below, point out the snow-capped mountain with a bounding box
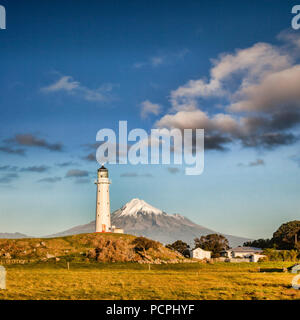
[116,198,164,217]
[48,198,251,247]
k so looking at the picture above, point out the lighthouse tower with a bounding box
[95,165,111,233]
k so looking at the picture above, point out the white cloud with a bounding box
[41,75,117,103]
[210,43,290,82]
[133,62,145,69]
[41,76,79,93]
[140,100,162,119]
[134,49,189,69]
[170,42,291,111]
[150,56,164,67]
[229,65,300,112]
[134,56,164,69]
[277,30,300,51]
[156,109,240,135]
[154,31,300,150]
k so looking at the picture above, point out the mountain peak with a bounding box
[119,198,164,217]
[47,197,251,247]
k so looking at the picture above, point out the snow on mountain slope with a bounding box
[117,198,164,217]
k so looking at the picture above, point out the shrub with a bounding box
[263,248,299,261]
[87,238,135,262]
[132,237,159,252]
[165,240,190,256]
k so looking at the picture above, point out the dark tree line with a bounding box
[244,220,300,250]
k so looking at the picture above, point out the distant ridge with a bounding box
[48,199,251,247]
[0,232,29,239]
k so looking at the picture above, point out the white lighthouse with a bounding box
[95,165,111,233]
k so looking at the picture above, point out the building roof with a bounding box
[230,246,262,253]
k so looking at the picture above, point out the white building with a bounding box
[190,248,211,260]
[221,246,266,262]
[95,166,111,233]
[111,225,124,234]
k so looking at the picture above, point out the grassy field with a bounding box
[0,261,299,300]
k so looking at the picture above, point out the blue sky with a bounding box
[0,0,300,239]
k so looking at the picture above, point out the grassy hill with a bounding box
[0,233,185,264]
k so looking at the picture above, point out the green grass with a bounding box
[0,261,299,300]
